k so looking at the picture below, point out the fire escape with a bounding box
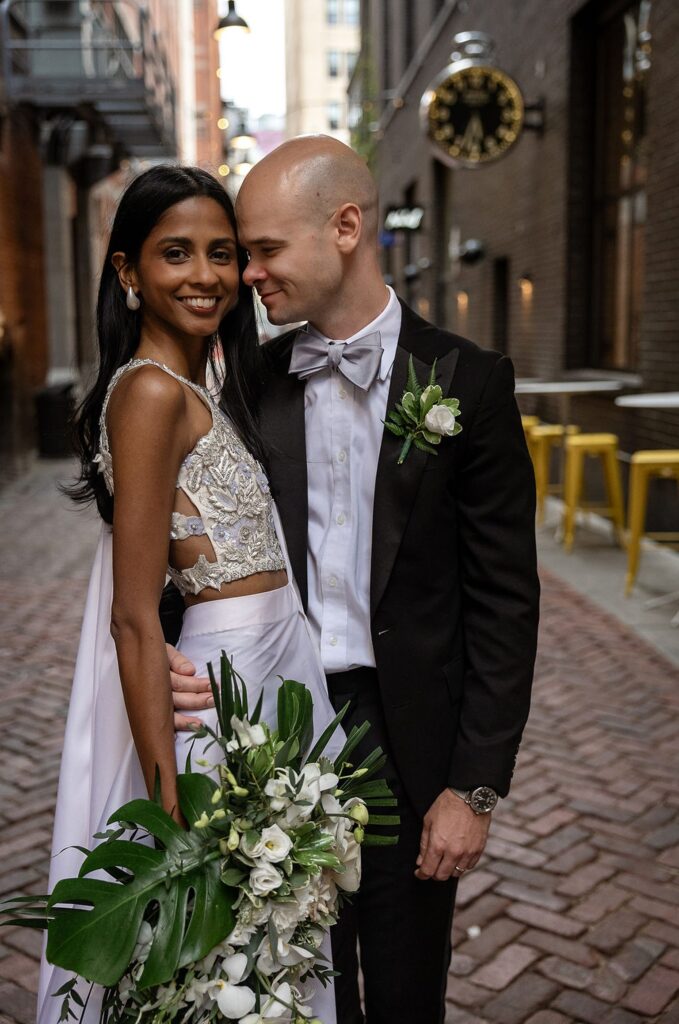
[0,0,177,162]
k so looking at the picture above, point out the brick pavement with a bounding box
[0,461,678,1023]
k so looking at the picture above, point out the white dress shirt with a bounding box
[301,286,402,673]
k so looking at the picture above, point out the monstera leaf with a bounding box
[46,773,235,989]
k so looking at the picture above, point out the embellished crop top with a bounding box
[95,358,286,596]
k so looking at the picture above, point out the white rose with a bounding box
[424,404,457,436]
[240,831,265,859]
[271,897,306,933]
[249,862,283,896]
[259,824,293,863]
[230,715,267,749]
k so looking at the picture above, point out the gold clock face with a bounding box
[424,64,524,168]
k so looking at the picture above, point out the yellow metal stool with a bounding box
[625,450,679,595]
[562,433,625,551]
[521,415,539,435]
[528,424,580,524]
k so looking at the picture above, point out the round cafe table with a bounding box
[515,379,624,425]
[615,392,679,409]
[615,392,679,623]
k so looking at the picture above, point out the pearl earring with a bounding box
[126,286,141,311]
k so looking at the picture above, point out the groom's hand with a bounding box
[166,644,213,732]
[415,788,491,882]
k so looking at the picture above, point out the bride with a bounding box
[37,165,341,1024]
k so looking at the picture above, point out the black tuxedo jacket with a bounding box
[259,301,539,818]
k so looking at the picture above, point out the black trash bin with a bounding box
[34,382,75,458]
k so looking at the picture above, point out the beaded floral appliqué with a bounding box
[95,359,286,596]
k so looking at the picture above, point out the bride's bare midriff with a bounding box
[183,568,289,607]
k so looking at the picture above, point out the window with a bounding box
[326,102,342,131]
[327,50,340,78]
[326,0,339,25]
[344,0,360,25]
[346,51,358,77]
[591,1,649,369]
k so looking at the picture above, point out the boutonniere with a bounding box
[384,355,462,464]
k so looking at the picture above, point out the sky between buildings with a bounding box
[217,0,286,120]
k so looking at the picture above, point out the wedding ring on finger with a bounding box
[454,865,466,874]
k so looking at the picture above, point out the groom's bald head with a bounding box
[236,134,379,241]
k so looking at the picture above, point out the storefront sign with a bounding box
[384,207,425,231]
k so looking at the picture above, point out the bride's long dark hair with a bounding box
[67,165,265,524]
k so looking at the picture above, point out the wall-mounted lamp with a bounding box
[214,1,250,40]
[218,164,231,177]
[456,290,469,313]
[217,117,230,131]
[518,275,534,300]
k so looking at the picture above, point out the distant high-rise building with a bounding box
[284,0,360,143]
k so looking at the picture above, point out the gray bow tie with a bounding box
[289,330,384,391]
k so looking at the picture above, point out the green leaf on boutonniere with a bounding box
[383,355,462,465]
[407,358,424,401]
[413,437,440,454]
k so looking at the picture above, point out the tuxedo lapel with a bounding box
[370,340,460,618]
[260,363,309,609]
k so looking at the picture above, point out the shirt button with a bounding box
[336,512,346,526]
[328,575,337,588]
[329,635,338,646]
[338,388,347,400]
[337,450,347,463]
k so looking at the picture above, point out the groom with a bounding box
[168,136,539,1023]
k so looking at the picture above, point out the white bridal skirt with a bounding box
[37,523,340,1024]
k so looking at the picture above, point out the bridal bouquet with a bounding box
[3,656,397,1023]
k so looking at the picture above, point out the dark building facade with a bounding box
[354,0,679,487]
[0,0,178,479]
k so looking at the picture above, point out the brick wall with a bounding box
[0,108,48,473]
[370,0,679,460]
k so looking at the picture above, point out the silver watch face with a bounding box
[469,786,498,813]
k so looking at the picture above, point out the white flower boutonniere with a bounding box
[384,355,462,464]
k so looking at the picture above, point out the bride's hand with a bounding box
[166,644,214,732]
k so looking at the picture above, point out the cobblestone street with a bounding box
[0,461,678,1023]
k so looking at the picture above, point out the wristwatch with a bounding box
[449,785,498,814]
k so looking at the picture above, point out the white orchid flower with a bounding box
[183,978,216,1008]
[241,981,297,1022]
[213,979,257,1019]
[259,824,293,863]
[283,764,339,825]
[132,921,153,964]
[222,951,249,984]
[264,770,293,812]
[333,833,362,892]
[230,715,267,749]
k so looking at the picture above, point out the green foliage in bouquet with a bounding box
[1,655,398,1023]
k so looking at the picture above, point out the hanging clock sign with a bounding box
[420,31,525,169]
